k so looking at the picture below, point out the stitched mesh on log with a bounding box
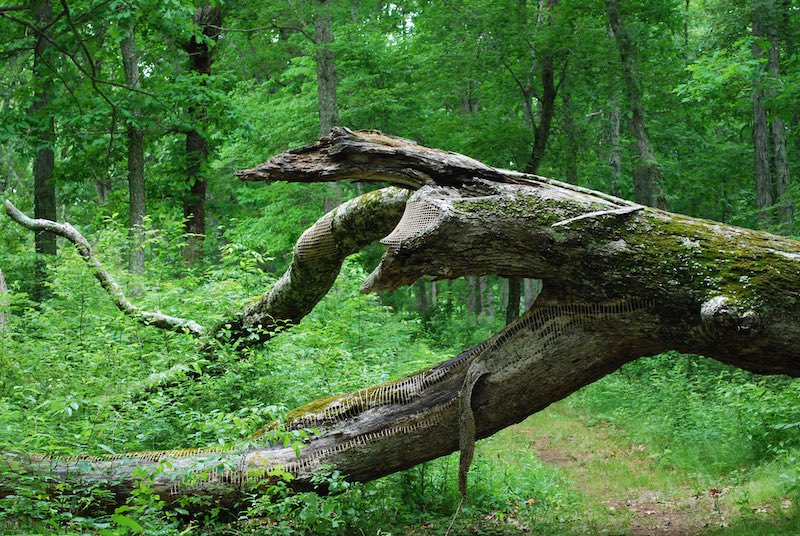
[295,212,336,260]
[381,201,442,252]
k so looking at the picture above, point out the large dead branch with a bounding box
[4,187,409,347]
[4,129,799,508]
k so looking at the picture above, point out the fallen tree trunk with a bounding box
[3,128,799,509]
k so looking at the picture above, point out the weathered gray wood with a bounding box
[4,129,799,508]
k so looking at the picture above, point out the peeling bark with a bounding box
[5,129,800,508]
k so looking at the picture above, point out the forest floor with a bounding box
[515,405,731,535]
[427,402,800,535]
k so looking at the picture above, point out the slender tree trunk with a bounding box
[429,280,438,307]
[524,58,558,175]
[314,1,341,212]
[121,23,146,276]
[505,277,521,325]
[752,5,773,224]
[31,0,56,301]
[467,276,482,315]
[684,0,690,47]
[480,277,495,317]
[415,279,428,314]
[0,267,7,328]
[315,1,338,136]
[606,0,667,209]
[182,5,221,267]
[523,278,542,310]
[609,101,623,197]
[766,9,792,225]
[562,72,579,184]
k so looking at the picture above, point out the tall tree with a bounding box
[752,1,774,223]
[120,18,146,276]
[182,3,222,267]
[0,267,7,328]
[608,99,623,197]
[517,0,563,175]
[750,0,794,227]
[504,0,566,324]
[30,0,57,300]
[606,0,667,209]
[314,0,338,136]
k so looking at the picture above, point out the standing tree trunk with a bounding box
[30,0,57,301]
[523,49,558,174]
[315,1,338,136]
[523,278,542,310]
[606,0,667,209]
[182,5,222,267]
[505,277,521,325]
[467,276,482,315]
[314,1,342,212]
[415,279,428,314]
[480,277,495,318]
[608,101,623,197]
[120,22,146,276]
[0,267,7,328]
[561,72,579,184]
[752,4,773,225]
[766,6,792,225]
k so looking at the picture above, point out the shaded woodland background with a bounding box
[0,0,799,534]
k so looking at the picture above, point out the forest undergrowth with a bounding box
[1,233,799,535]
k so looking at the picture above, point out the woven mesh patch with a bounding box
[295,212,336,260]
[381,201,442,252]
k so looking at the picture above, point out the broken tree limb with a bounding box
[4,187,409,353]
[4,200,205,336]
[3,129,800,508]
[209,186,409,347]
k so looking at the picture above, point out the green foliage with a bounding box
[0,0,798,532]
[572,352,800,477]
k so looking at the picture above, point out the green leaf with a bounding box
[111,513,144,533]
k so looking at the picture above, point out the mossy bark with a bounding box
[6,128,799,508]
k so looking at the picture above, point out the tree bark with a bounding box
[314,0,338,137]
[121,22,146,276]
[766,5,792,226]
[182,5,221,267]
[467,276,482,315]
[480,277,494,317]
[415,279,428,314]
[561,72,579,184]
[505,277,521,325]
[609,101,623,197]
[0,267,7,327]
[523,278,542,310]
[31,0,57,301]
[7,129,800,507]
[523,0,560,175]
[752,3,774,224]
[606,0,667,209]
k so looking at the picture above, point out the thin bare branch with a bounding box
[4,201,204,336]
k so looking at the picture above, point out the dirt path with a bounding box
[510,404,732,535]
